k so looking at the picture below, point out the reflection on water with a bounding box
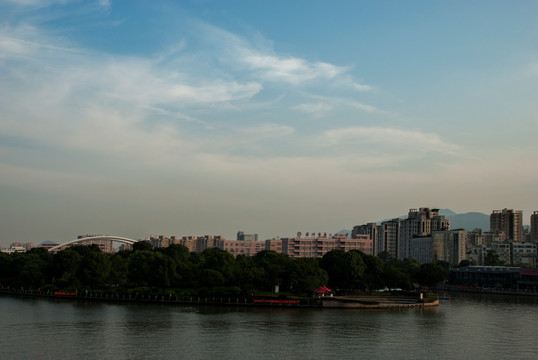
[1,294,537,360]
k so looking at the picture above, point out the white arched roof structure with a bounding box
[48,236,140,252]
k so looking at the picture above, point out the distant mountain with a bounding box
[438,209,457,217]
[446,212,490,232]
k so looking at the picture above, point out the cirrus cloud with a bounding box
[323,126,460,155]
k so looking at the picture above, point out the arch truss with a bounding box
[48,236,140,252]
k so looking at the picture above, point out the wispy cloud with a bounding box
[239,51,345,85]
[0,25,81,59]
[0,3,415,183]
[97,0,110,9]
[323,127,460,155]
[196,23,373,90]
[292,102,333,117]
[347,100,383,113]
[293,96,385,117]
[0,21,268,163]
[4,0,74,7]
[352,82,373,91]
[237,123,294,138]
[0,8,386,169]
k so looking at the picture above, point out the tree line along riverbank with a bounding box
[0,242,448,300]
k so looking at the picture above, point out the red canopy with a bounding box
[314,286,332,293]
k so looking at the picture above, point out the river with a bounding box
[1,293,537,359]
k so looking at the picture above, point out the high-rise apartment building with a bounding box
[400,208,449,259]
[467,228,483,246]
[352,223,380,255]
[531,211,538,243]
[409,229,466,265]
[490,209,524,242]
[432,229,466,265]
[379,218,401,259]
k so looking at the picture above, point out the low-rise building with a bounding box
[279,232,372,259]
[0,246,26,254]
[222,238,265,257]
[466,241,537,266]
[510,242,537,265]
[449,266,521,289]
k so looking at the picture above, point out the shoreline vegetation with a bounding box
[0,242,488,309]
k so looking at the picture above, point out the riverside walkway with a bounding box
[0,288,319,308]
[321,295,438,309]
[1,288,435,309]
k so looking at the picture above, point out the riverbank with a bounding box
[0,289,434,309]
[321,295,438,309]
[0,288,318,308]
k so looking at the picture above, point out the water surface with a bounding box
[1,294,536,359]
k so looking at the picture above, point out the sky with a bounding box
[1,0,538,247]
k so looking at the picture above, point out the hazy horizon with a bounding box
[1,1,537,247]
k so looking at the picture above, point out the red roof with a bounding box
[314,286,332,293]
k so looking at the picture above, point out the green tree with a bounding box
[158,244,190,287]
[201,247,237,285]
[360,254,385,293]
[234,255,264,293]
[484,250,505,266]
[128,249,177,290]
[457,259,474,267]
[253,250,293,291]
[398,257,421,284]
[0,253,15,286]
[290,257,328,294]
[7,253,28,287]
[320,249,365,292]
[382,264,412,290]
[417,262,448,288]
[128,250,155,287]
[18,254,48,288]
[27,247,52,262]
[181,252,204,288]
[77,250,111,289]
[132,241,153,252]
[109,254,130,288]
[199,268,225,288]
[149,251,177,289]
[52,248,82,288]
[162,244,190,265]
[377,251,393,264]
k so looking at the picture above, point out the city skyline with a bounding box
[2,206,535,249]
[1,1,538,247]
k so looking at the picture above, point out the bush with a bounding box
[422,293,438,303]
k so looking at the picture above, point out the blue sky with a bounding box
[1,0,537,246]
